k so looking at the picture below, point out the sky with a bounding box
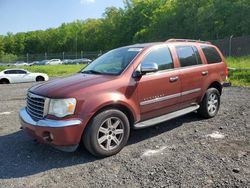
[0,0,124,35]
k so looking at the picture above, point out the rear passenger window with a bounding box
[201,45,222,64]
[141,46,173,71]
[176,46,202,67]
[4,70,16,74]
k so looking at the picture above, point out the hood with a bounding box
[30,73,115,98]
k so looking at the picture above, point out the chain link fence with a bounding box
[0,51,103,64]
[211,35,250,57]
[2,35,250,64]
[17,51,102,63]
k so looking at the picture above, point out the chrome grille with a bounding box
[26,92,45,120]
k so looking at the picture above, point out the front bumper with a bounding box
[19,108,83,152]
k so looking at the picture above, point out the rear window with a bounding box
[4,70,16,74]
[201,45,222,64]
[176,46,202,67]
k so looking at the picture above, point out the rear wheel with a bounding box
[83,109,130,157]
[36,76,45,82]
[198,88,220,118]
[0,79,10,84]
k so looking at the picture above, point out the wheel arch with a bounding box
[200,80,222,103]
[87,103,135,128]
[0,77,10,84]
[36,75,45,81]
[208,81,222,95]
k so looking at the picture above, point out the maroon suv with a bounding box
[19,39,228,157]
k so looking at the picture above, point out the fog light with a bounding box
[43,131,54,142]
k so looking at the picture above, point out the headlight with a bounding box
[48,98,76,117]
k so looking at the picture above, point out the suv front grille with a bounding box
[26,92,45,120]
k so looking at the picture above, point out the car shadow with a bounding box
[0,112,202,179]
[128,112,203,145]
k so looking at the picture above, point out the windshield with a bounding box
[81,47,143,75]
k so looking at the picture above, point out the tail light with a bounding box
[225,67,228,77]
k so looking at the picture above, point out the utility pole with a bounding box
[26,53,29,63]
[63,52,65,60]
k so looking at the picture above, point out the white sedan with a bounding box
[46,59,62,65]
[0,69,49,84]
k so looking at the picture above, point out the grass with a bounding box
[226,56,250,87]
[0,56,249,86]
[226,56,250,69]
[0,64,86,77]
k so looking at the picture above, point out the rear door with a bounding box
[4,70,19,83]
[201,45,227,81]
[136,46,181,121]
[175,45,209,107]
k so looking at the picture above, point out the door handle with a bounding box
[201,71,208,76]
[169,76,179,82]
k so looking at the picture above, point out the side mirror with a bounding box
[141,62,158,74]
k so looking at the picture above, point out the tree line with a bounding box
[0,0,250,62]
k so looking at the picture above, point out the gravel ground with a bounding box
[0,82,249,188]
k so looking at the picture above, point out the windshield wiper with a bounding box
[81,70,102,74]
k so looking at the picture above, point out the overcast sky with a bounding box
[0,0,124,35]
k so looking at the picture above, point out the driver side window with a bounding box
[141,46,174,71]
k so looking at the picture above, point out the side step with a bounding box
[133,105,200,129]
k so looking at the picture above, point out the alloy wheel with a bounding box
[207,93,218,114]
[97,117,124,151]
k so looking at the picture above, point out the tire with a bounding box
[198,88,220,118]
[83,109,130,157]
[0,79,10,84]
[36,76,44,82]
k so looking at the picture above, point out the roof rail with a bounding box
[166,38,211,44]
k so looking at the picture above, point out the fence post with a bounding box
[229,35,233,56]
[98,50,102,57]
[75,34,78,59]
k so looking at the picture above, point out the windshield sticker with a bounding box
[128,48,143,52]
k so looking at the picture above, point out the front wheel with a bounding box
[83,109,130,157]
[36,76,45,82]
[198,88,220,118]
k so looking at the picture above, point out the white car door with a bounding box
[17,70,34,82]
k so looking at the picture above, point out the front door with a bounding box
[136,46,181,121]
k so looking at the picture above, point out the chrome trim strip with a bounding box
[43,98,50,117]
[140,88,201,106]
[26,108,43,119]
[27,92,46,120]
[27,97,45,104]
[28,92,46,99]
[26,107,43,117]
[140,93,181,106]
[181,88,201,96]
[19,108,82,128]
[27,103,44,113]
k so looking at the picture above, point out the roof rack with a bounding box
[166,39,211,44]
